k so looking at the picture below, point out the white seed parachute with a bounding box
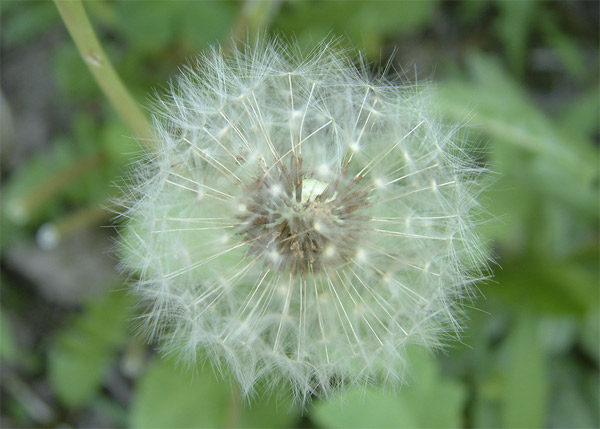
[118,39,488,403]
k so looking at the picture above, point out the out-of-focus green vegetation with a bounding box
[1,1,597,428]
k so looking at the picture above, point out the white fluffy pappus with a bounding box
[118,39,488,403]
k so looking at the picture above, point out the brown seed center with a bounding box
[237,155,369,274]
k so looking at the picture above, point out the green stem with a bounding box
[224,382,242,429]
[54,0,153,144]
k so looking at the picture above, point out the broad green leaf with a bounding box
[311,347,467,428]
[130,357,300,428]
[48,288,132,408]
[312,388,415,428]
[501,313,548,428]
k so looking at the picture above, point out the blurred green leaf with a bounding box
[237,385,301,428]
[0,210,25,254]
[84,0,119,31]
[473,394,502,429]
[275,0,437,56]
[312,388,414,428]
[350,1,437,36]
[1,111,132,228]
[539,10,587,82]
[48,288,132,408]
[49,340,110,408]
[547,356,599,428]
[539,317,577,355]
[580,310,600,365]
[558,84,600,140]
[1,146,66,226]
[90,396,129,428]
[529,158,598,221]
[130,357,300,428]
[0,308,19,364]
[457,1,490,25]
[130,357,229,428]
[1,1,58,45]
[100,116,142,165]
[115,2,177,52]
[494,0,537,77]
[178,1,237,50]
[493,251,599,317]
[501,313,548,428]
[115,1,236,53]
[311,347,467,428]
[438,297,508,429]
[437,54,598,185]
[477,141,535,244]
[60,114,133,205]
[53,42,101,100]
[436,54,599,239]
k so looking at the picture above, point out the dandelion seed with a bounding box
[118,39,488,403]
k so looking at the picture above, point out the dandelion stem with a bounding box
[54,0,153,144]
[224,382,242,429]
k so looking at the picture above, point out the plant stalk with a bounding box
[54,0,153,145]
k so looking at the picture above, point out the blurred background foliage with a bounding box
[0,1,598,428]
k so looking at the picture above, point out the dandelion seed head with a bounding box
[118,39,489,403]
